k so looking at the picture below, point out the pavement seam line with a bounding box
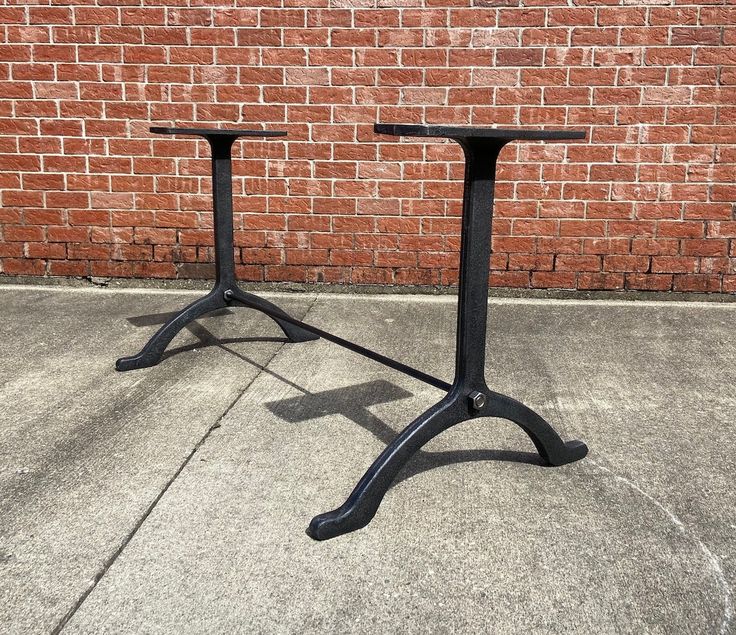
[4,284,736,309]
[50,295,319,634]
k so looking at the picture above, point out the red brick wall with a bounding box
[1,2,735,292]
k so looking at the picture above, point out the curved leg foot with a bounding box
[116,290,225,371]
[486,391,588,467]
[308,388,588,540]
[227,287,318,344]
[308,394,467,540]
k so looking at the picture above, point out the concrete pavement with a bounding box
[0,284,734,633]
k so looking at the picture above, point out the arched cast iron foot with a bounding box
[225,287,318,344]
[307,387,587,541]
[116,286,317,372]
[485,391,588,467]
[116,289,225,371]
[307,393,466,540]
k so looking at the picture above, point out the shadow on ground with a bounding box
[125,310,546,486]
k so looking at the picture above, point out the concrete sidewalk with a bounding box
[0,284,734,634]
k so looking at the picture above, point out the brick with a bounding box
[583,239,630,255]
[632,239,679,256]
[492,237,535,253]
[498,9,543,27]
[603,255,649,273]
[597,7,646,26]
[67,243,112,261]
[351,233,396,251]
[673,274,721,293]
[330,249,372,266]
[0,240,23,257]
[556,255,601,272]
[680,239,728,257]
[531,271,576,289]
[512,219,559,236]
[507,254,553,271]
[3,191,43,208]
[547,7,595,26]
[578,272,625,290]
[375,251,417,268]
[673,28,722,46]
[418,252,458,269]
[131,262,176,278]
[707,222,736,238]
[560,220,605,238]
[590,165,637,182]
[651,256,698,274]
[608,221,657,238]
[496,48,543,67]
[486,271,526,288]
[48,260,88,277]
[4,225,45,242]
[625,274,673,291]
[586,203,632,220]
[569,68,617,87]
[3,258,46,275]
[700,258,730,275]
[351,267,392,285]
[309,233,352,249]
[657,222,705,239]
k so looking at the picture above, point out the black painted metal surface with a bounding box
[115,127,317,372]
[149,126,287,137]
[373,123,587,141]
[305,124,589,540]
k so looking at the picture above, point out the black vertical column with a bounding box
[208,135,237,288]
[452,138,507,391]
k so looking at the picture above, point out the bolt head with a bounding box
[469,391,486,411]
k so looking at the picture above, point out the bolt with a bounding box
[469,391,486,411]
[223,289,234,301]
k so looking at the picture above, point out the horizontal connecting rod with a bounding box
[224,290,453,392]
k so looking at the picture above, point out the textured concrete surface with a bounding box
[0,285,316,634]
[1,286,734,634]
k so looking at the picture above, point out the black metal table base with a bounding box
[307,124,588,540]
[116,124,588,541]
[115,127,317,372]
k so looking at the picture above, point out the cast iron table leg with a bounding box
[116,127,317,372]
[308,128,588,540]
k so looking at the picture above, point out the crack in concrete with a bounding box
[590,458,733,635]
[51,294,320,634]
